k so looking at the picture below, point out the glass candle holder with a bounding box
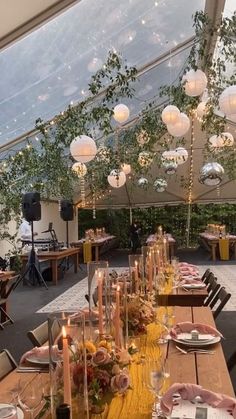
[142,245,155,294]
[128,254,144,294]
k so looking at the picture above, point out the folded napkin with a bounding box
[20,345,60,364]
[179,263,198,269]
[160,383,236,418]
[170,322,223,339]
[180,277,203,285]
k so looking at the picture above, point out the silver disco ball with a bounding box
[162,160,178,175]
[199,162,224,186]
[153,178,167,192]
[137,177,148,188]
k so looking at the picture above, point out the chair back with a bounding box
[0,349,17,380]
[206,272,217,291]
[201,269,211,283]
[0,275,20,300]
[27,319,60,347]
[210,287,231,318]
[204,280,221,306]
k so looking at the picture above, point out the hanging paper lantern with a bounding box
[153,178,167,192]
[136,129,150,145]
[72,162,87,177]
[107,169,126,188]
[175,147,189,165]
[138,151,153,167]
[182,69,207,97]
[228,114,236,123]
[121,163,131,175]
[167,113,190,137]
[96,146,111,162]
[162,161,178,175]
[113,104,130,123]
[70,135,97,163]
[161,150,177,164]
[137,177,148,188]
[209,132,234,149]
[219,85,236,116]
[199,162,224,186]
[161,105,180,125]
[196,101,208,118]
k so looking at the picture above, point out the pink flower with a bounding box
[111,370,130,394]
[95,369,110,389]
[92,348,111,365]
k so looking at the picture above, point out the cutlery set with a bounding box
[175,345,215,355]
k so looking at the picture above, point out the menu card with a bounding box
[168,399,231,418]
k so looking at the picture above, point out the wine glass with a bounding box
[18,375,44,419]
[156,307,172,344]
[142,359,165,416]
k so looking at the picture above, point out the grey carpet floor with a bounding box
[1,248,236,391]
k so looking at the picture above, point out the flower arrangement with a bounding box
[72,339,131,413]
[121,295,155,337]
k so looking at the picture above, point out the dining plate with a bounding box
[173,335,221,347]
[181,283,206,289]
[0,404,24,419]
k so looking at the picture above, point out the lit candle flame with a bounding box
[135,260,138,267]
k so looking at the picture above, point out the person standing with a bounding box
[130,220,141,253]
[19,218,38,241]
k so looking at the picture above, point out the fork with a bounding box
[175,345,215,355]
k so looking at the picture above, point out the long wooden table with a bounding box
[71,236,117,262]
[20,248,80,285]
[200,232,236,261]
[0,306,233,418]
[158,286,208,306]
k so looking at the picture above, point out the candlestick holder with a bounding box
[128,254,144,294]
[141,245,155,294]
[48,310,89,419]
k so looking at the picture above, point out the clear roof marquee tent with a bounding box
[0,0,235,207]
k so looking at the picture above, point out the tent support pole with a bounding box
[129,207,133,225]
[186,202,192,248]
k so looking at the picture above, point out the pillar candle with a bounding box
[97,270,104,335]
[62,326,71,407]
[115,285,120,348]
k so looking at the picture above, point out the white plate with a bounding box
[25,355,50,365]
[0,404,24,419]
[181,283,206,289]
[165,398,231,418]
[173,335,221,347]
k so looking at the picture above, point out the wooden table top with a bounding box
[20,247,80,260]
[0,306,233,418]
[71,236,116,247]
[0,271,16,281]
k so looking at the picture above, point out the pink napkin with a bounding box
[180,277,203,285]
[20,345,60,364]
[160,383,236,418]
[170,322,223,339]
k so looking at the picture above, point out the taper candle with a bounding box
[115,285,121,348]
[97,270,104,335]
[134,260,139,293]
[62,326,71,407]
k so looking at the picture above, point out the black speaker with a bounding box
[60,200,74,221]
[22,192,41,222]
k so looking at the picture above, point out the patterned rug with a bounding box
[37,264,236,313]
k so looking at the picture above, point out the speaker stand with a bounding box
[15,222,48,290]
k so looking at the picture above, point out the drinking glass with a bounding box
[18,375,44,419]
[156,307,172,344]
[0,391,17,419]
[142,359,165,416]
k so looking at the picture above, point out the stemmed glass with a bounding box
[18,375,44,419]
[142,359,165,417]
[156,307,172,344]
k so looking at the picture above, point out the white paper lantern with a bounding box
[72,162,87,177]
[175,147,189,165]
[121,163,131,175]
[227,114,236,123]
[162,160,178,175]
[219,85,236,116]
[138,177,148,188]
[138,151,153,167]
[113,104,130,123]
[107,169,126,188]
[153,178,167,192]
[182,69,207,97]
[161,105,180,125]
[70,135,97,163]
[209,132,234,148]
[199,162,224,186]
[196,101,208,118]
[161,150,177,163]
[167,113,190,137]
[136,129,150,145]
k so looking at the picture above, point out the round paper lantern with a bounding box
[137,177,148,188]
[121,163,131,175]
[138,151,153,167]
[199,162,224,186]
[113,104,130,123]
[153,178,167,192]
[136,129,150,145]
[161,105,180,125]
[219,85,236,116]
[182,69,207,97]
[209,132,234,148]
[107,169,126,188]
[161,150,177,163]
[175,147,189,165]
[162,161,178,175]
[196,101,208,118]
[167,113,190,137]
[70,135,97,163]
[72,162,87,177]
[228,114,236,123]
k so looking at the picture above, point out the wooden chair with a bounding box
[209,287,231,319]
[201,268,212,283]
[204,279,221,306]
[0,275,20,329]
[27,319,60,347]
[227,350,236,372]
[0,349,17,380]
[205,272,217,292]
